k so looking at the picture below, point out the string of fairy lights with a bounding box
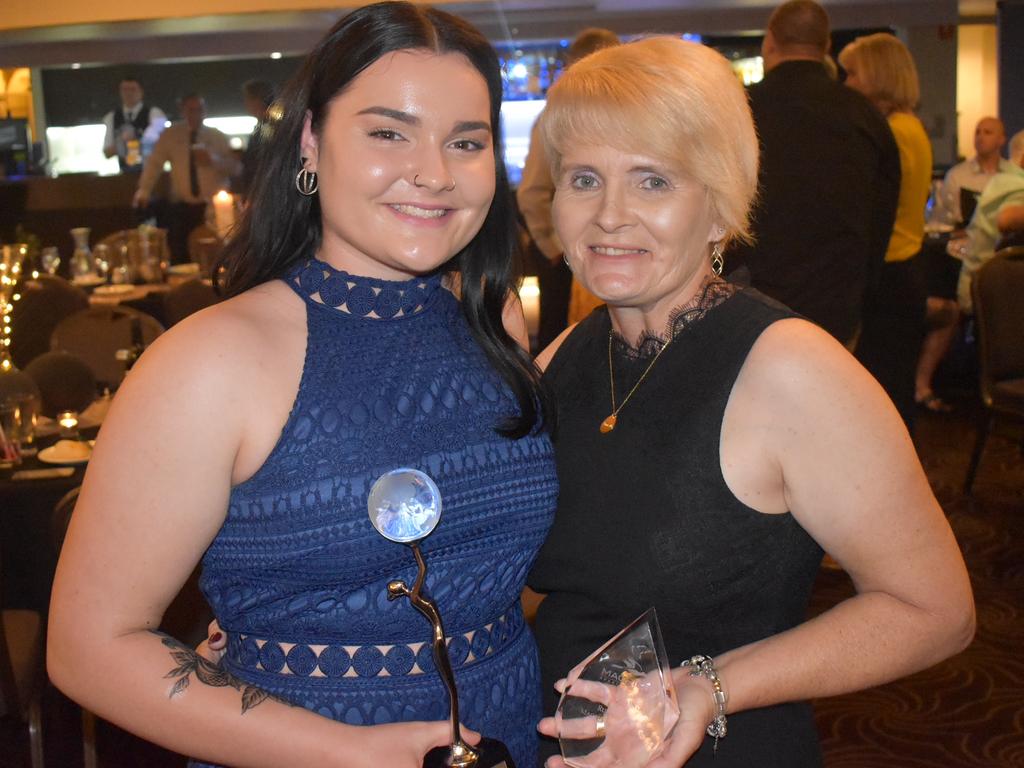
[0,244,28,373]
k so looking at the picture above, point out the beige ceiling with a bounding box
[0,0,974,69]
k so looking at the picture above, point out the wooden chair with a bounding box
[963,248,1024,494]
[0,548,46,768]
[50,306,164,391]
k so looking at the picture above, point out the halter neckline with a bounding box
[289,256,445,320]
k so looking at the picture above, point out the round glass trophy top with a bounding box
[367,468,443,543]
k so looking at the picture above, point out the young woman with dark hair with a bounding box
[47,4,556,767]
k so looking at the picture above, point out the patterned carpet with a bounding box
[811,400,1024,768]
[2,399,1022,767]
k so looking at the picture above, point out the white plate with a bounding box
[72,274,106,287]
[93,283,136,296]
[38,445,92,465]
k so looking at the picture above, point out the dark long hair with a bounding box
[217,1,545,437]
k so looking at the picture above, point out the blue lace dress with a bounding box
[192,258,558,767]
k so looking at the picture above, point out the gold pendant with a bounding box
[600,414,617,433]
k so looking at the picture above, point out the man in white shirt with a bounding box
[937,116,1011,226]
[134,93,240,262]
[102,77,166,173]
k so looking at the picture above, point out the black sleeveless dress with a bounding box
[529,286,824,767]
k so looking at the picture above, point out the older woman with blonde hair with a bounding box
[838,33,932,429]
[526,36,973,768]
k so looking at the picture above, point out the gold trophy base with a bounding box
[423,737,515,768]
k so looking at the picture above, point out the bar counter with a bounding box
[0,172,169,253]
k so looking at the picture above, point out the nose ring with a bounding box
[412,173,456,192]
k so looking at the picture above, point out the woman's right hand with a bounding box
[196,618,227,664]
[197,621,481,768]
[355,720,480,768]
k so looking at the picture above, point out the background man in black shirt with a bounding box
[727,0,900,348]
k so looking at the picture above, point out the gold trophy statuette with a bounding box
[368,469,514,768]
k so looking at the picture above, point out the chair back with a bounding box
[50,307,164,390]
[23,350,97,416]
[163,278,220,327]
[0,546,18,718]
[0,547,44,725]
[9,275,90,368]
[972,250,1024,407]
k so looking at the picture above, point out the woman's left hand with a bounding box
[644,673,716,768]
[538,670,714,768]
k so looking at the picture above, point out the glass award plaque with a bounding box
[368,468,515,768]
[555,609,679,768]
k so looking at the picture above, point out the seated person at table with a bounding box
[934,117,1010,227]
[47,4,556,768]
[956,129,1024,313]
[524,36,974,768]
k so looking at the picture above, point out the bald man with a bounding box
[727,0,900,348]
[938,116,1011,226]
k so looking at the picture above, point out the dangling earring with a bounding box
[711,242,724,276]
[295,164,318,196]
[562,253,571,270]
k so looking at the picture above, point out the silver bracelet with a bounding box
[681,654,728,755]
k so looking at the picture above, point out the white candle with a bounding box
[519,276,540,340]
[212,190,235,240]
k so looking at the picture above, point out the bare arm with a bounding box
[48,296,454,768]
[996,203,1024,234]
[646,320,974,766]
[102,112,117,158]
[134,132,170,206]
[208,128,243,178]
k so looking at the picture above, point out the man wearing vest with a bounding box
[103,77,167,173]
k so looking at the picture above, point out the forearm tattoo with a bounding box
[150,631,293,714]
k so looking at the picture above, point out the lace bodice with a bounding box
[195,258,557,767]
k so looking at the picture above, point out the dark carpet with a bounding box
[2,398,1022,767]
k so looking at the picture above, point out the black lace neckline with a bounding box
[290,256,444,320]
[610,277,738,360]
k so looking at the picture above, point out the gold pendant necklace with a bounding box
[601,329,673,433]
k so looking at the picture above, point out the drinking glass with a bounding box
[0,401,22,469]
[41,246,61,275]
[13,392,39,449]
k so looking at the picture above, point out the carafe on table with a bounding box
[69,227,98,280]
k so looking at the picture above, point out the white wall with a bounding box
[956,23,999,161]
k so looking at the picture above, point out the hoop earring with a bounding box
[562,253,571,270]
[295,167,318,196]
[711,242,724,276]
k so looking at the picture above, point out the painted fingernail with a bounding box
[210,632,223,643]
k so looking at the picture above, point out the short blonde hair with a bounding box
[541,36,758,244]
[838,32,920,114]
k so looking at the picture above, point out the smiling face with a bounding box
[300,49,496,280]
[553,142,721,322]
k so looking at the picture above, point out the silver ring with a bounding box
[595,712,606,738]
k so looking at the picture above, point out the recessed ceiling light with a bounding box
[71,63,81,69]
[270,51,282,60]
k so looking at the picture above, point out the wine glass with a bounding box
[41,247,61,276]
